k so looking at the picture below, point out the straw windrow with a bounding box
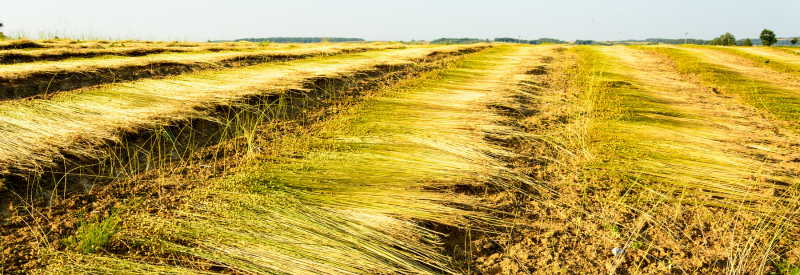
[0,40,282,64]
[46,45,540,274]
[0,43,403,100]
[0,45,485,177]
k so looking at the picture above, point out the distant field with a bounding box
[0,39,799,274]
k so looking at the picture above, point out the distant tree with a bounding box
[431,38,486,44]
[743,38,753,46]
[792,37,798,46]
[723,33,736,46]
[760,29,777,46]
[711,33,736,46]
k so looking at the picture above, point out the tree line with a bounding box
[493,37,566,44]
[230,37,365,43]
[430,38,493,44]
[430,37,567,45]
[707,29,797,47]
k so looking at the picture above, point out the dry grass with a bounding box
[0,43,402,81]
[0,39,47,50]
[0,45,482,176]
[42,45,539,274]
[591,46,798,204]
[650,46,800,133]
[4,41,799,274]
[579,45,800,273]
[726,46,800,75]
[0,40,379,65]
[469,45,800,274]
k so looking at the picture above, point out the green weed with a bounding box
[606,224,621,237]
[62,211,120,254]
[774,258,800,275]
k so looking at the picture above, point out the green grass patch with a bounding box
[62,210,120,254]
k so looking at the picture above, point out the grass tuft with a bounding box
[62,211,120,254]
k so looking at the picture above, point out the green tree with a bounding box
[743,38,753,46]
[760,29,777,46]
[792,37,798,46]
[710,33,736,46]
[722,32,736,46]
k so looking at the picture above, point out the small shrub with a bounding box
[792,37,798,46]
[743,38,753,47]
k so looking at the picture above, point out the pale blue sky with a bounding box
[1,0,797,41]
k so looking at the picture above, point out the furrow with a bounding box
[0,43,401,100]
[0,44,244,64]
[0,45,486,177]
[481,45,800,274]
[43,45,536,274]
[593,46,799,204]
[725,46,800,76]
[651,46,800,133]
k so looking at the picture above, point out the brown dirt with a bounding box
[0,46,487,274]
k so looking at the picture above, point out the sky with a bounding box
[1,0,798,42]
